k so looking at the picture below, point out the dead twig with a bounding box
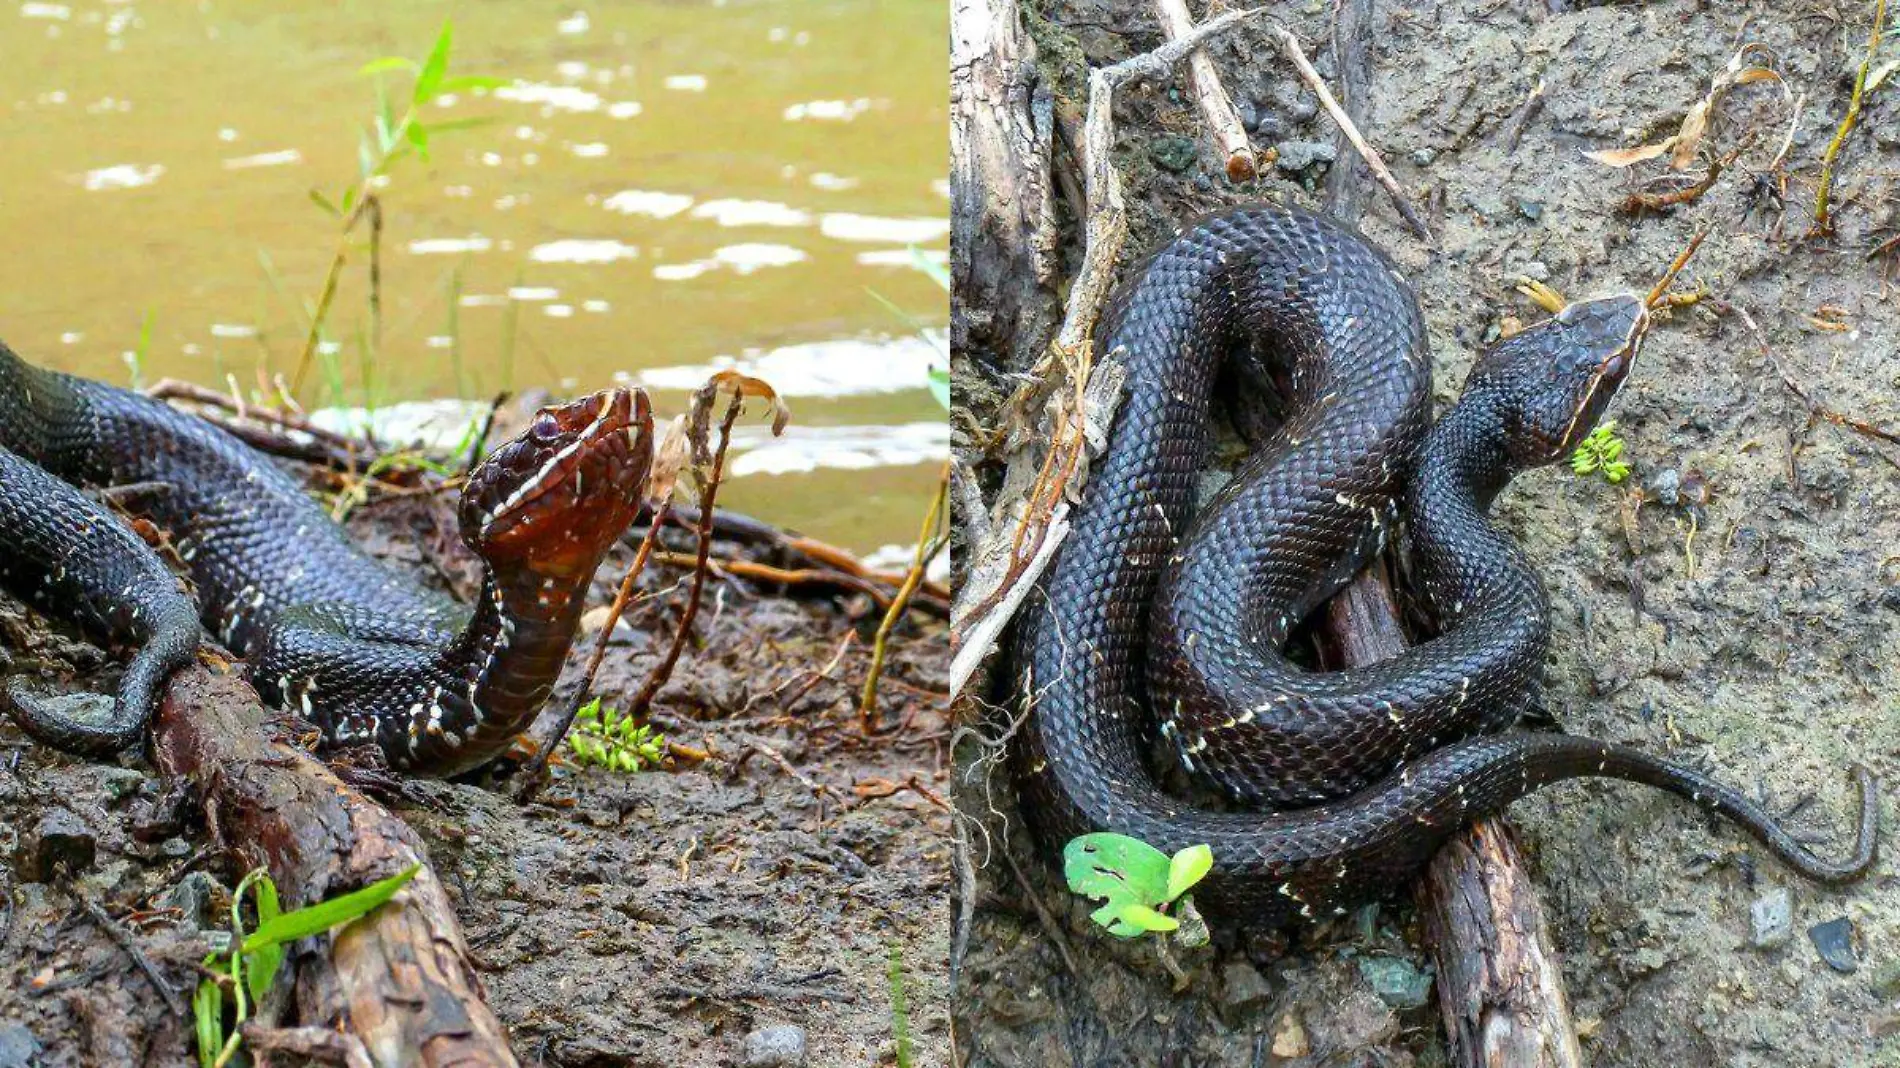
[1645,226,1713,308]
[1151,0,1259,180]
[861,462,950,728]
[236,1024,375,1068]
[1715,299,1900,465]
[1813,0,1888,234]
[1270,24,1432,241]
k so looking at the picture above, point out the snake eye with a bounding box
[530,411,562,442]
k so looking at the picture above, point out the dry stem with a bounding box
[1150,0,1258,180]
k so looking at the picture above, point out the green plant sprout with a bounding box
[195,864,420,1068]
[1570,420,1631,484]
[291,18,508,401]
[1064,833,1213,940]
[566,697,668,772]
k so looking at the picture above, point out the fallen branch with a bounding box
[1150,0,1258,181]
[150,663,516,1067]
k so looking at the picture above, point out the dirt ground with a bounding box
[953,1,1900,1066]
[0,476,950,1065]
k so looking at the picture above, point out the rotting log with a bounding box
[151,663,518,1068]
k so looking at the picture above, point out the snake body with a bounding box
[0,340,652,775]
[1016,204,1876,924]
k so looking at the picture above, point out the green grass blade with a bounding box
[193,980,224,1068]
[243,865,421,952]
[414,19,454,104]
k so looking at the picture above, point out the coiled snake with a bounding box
[1016,204,1877,924]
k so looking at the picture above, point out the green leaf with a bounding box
[927,367,950,410]
[907,246,949,290]
[308,188,342,218]
[1165,844,1214,902]
[424,115,500,134]
[414,19,455,105]
[1115,903,1180,933]
[359,56,416,77]
[193,979,224,1068]
[358,131,377,181]
[245,876,284,1007]
[1063,833,1172,913]
[406,120,431,162]
[242,865,421,952]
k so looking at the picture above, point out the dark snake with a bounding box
[0,339,652,776]
[1016,204,1877,925]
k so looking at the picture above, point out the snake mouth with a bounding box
[462,387,655,571]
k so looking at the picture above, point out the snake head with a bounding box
[1472,293,1648,466]
[461,387,654,577]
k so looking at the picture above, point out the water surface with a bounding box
[0,0,947,553]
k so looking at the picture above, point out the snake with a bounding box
[1015,203,1877,925]
[0,339,652,776]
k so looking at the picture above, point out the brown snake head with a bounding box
[461,387,654,577]
[1470,293,1649,467]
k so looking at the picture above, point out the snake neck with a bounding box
[437,563,593,762]
[1406,392,1542,628]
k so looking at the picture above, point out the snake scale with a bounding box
[1015,204,1877,925]
[0,339,652,775]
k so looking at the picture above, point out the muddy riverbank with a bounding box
[1,486,949,1066]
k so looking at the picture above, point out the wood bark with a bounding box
[151,663,518,1068]
[951,0,1059,373]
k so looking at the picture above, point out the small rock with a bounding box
[1273,140,1337,174]
[1218,959,1273,1019]
[99,766,146,802]
[1271,1012,1311,1058]
[1410,147,1436,166]
[1646,468,1682,506]
[0,1023,42,1068]
[1358,956,1432,1010]
[1517,200,1544,222]
[1749,888,1793,950]
[1271,82,1319,124]
[1626,946,1671,975]
[1149,135,1198,174]
[1810,916,1859,973]
[15,810,96,882]
[743,1024,807,1067]
[1514,259,1551,282]
[166,872,220,931]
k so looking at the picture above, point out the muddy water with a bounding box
[0,0,947,553]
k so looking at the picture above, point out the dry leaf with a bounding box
[648,414,690,501]
[687,370,794,467]
[1585,141,1675,167]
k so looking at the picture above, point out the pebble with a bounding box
[1517,199,1544,222]
[166,871,220,931]
[1273,140,1337,174]
[99,767,146,802]
[1218,959,1273,1019]
[743,1024,807,1067]
[0,1023,41,1068]
[1358,956,1433,1009]
[1410,147,1436,166]
[1271,82,1319,124]
[1809,917,1858,973]
[15,810,96,882]
[1750,888,1793,950]
[1271,1012,1310,1058]
[1149,136,1198,174]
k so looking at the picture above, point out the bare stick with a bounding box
[626,393,744,722]
[861,462,950,728]
[1150,0,1259,181]
[1270,24,1432,242]
[151,665,517,1066]
[1812,0,1887,234]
